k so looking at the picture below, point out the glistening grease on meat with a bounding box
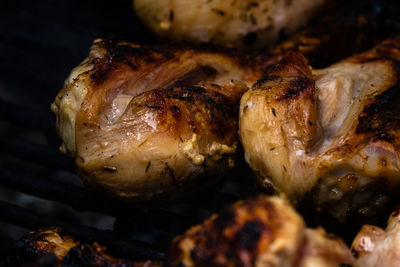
[239,35,400,223]
[51,39,260,202]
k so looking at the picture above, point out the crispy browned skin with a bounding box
[14,227,161,267]
[51,39,259,202]
[240,52,320,199]
[240,36,400,223]
[257,13,389,69]
[15,228,79,263]
[169,196,354,267]
[51,12,393,203]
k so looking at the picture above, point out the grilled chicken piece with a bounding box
[13,227,161,267]
[254,1,400,68]
[15,228,79,264]
[51,39,259,202]
[133,0,327,49]
[169,195,354,267]
[239,36,400,223]
[351,209,400,267]
[257,13,389,69]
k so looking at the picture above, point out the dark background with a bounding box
[1,0,154,109]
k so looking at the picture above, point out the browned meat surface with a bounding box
[13,227,161,267]
[51,10,396,204]
[352,209,400,267]
[239,36,400,223]
[15,228,78,263]
[51,39,260,202]
[133,0,327,49]
[169,196,354,267]
[257,13,390,69]
[13,198,356,267]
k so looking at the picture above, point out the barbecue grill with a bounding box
[0,2,257,262]
[1,0,400,265]
[0,91,258,262]
[0,85,258,262]
[0,0,253,263]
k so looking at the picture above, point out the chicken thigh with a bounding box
[51,39,259,202]
[239,36,400,223]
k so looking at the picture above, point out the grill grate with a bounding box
[3,0,398,265]
[0,201,166,260]
[0,100,255,263]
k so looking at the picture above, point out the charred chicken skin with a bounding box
[239,36,400,223]
[13,227,160,267]
[257,12,392,69]
[51,39,259,202]
[169,195,354,267]
[133,0,327,50]
[352,209,400,267]
[15,197,356,267]
[20,201,400,267]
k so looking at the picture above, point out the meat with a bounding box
[51,39,259,202]
[351,209,400,267]
[239,36,400,223]
[133,0,327,49]
[19,201,400,267]
[14,228,78,263]
[13,227,161,267]
[257,12,390,69]
[51,8,395,204]
[169,195,354,267]
[14,198,356,267]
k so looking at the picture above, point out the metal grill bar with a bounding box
[0,166,204,235]
[0,168,125,215]
[0,100,52,133]
[0,134,73,170]
[0,155,251,220]
[0,201,165,260]
[0,99,255,262]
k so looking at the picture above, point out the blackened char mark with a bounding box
[214,208,236,232]
[254,52,311,92]
[278,76,312,101]
[253,75,282,89]
[356,81,400,135]
[264,60,286,76]
[90,45,116,85]
[90,40,175,85]
[166,86,205,102]
[235,221,263,251]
